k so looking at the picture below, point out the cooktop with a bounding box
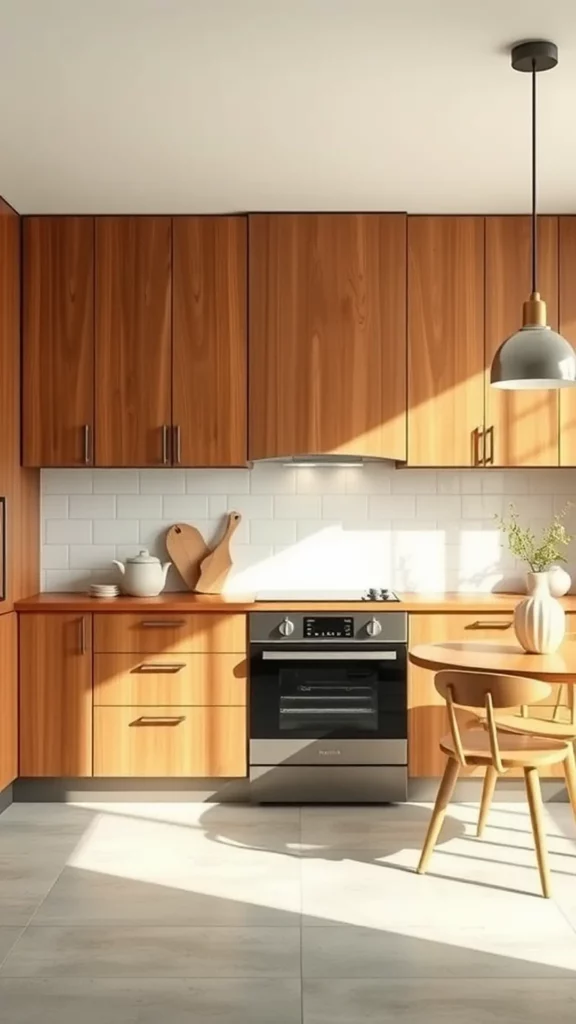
[255,588,401,602]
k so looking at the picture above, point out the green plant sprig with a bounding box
[495,502,573,574]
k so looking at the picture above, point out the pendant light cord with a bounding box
[531,58,537,294]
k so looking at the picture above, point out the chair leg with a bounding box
[524,767,552,899]
[563,745,576,823]
[417,757,460,875]
[477,766,498,838]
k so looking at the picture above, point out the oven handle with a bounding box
[261,650,397,661]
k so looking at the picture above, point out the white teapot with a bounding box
[113,549,171,597]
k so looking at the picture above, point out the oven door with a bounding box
[250,644,406,745]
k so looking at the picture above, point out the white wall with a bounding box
[40,464,576,594]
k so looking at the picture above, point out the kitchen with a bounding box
[2,2,576,1022]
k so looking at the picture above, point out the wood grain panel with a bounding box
[93,613,246,654]
[94,653,247,706]
[485,216,559,466]
[173,216,247,466]
[0,613,17,791]
[249,213,407,460]
[559,217,576,464]
[0,199,40,611]
[95,216,171,466]
[409,612,565,778]
[94,705,247,777]
[19,613,93,777]
[407,216,485,466]
[22,217,94,466]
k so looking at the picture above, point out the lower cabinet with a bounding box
[0,613,18,791]
[408,611,569,779]
[19,613,93,777]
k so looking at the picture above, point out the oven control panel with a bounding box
[304,616,353,639]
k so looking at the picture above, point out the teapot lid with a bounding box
[126,549,160,564]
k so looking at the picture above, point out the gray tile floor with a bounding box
[0,799,575,1021]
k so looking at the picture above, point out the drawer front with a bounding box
[94,653,247,706]
[94,706,247,777]
[94,613,246,654]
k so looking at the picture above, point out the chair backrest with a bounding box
[434,669,552,772]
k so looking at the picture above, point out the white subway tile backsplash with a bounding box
[69,494,116,519]
[40,465,576,594]
[117,495,163,519]
[46,519,92,544]
[93,520,139,544]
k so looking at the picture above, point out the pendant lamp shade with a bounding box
[490,41,576,390]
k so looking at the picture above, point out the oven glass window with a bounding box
[278,667,378,733]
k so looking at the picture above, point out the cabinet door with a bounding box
[0,613,17,791]
[20,613,93,777]
[559,217,576,465]
[23,217,94,467]
[95,217,171,466]
[173,217,247,466]
[485,216,559,467]
[407,217,485,466]
[249,214,406,460]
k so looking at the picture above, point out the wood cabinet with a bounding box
[93,653,247,706]
[173,216,247,466]
[485,216,559,467]
[559,217,576,465]
[407,217,485,465]
[95,216,172,466]
[23,217,94,467]
[93,612,246,654]
[0,613,17,791]
[19,613,93,777]
[249,213,407,460]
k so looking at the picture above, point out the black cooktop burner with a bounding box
[361,589,400,602]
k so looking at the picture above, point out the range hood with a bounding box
[252,455,396,468]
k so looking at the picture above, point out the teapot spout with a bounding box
[161,562,172,582]
[112,559,126,575]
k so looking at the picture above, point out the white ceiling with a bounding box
[1,0,576,214]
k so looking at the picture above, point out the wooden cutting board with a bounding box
[196,511,242,594]
[165,523,210,591]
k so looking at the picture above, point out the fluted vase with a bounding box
[514,571,565,654]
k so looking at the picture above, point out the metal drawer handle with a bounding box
[78,616,86,655]
[132,715,186,726]
[139,620,186,628]
[173,424,181,464]
[261,651,397,661]
[161,424,170,465]
[136,663,186,673]
[470,621,512,630]
[82,424,92,465]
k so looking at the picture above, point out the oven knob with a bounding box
[366,618,382,638]
[278,617,295,637]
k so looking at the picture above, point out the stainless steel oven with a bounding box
[249,611,407,802]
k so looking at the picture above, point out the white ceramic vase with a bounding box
[546,565,572,598]
[514,571,565,654]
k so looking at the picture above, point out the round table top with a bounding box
[409,639,576,680]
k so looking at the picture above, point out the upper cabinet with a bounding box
[23,217,94,467]
[485,216,559,467]
[407,217,485,466]
[248,213,407,460]
[95,216,172,467]
[172,216,247,467]
[559,217,576,466]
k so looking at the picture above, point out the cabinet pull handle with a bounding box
[78,616,86,654]
[139,619,186,628]
[472,427,484,466]
[132,715,186,726]
[136,662,186,673]
[161,424,170,465]
[173,425,181,464]
[470,620,512,630]
[82,425,92,465]
[485,425,495,465]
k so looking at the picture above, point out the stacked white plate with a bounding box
[89,584,120,599]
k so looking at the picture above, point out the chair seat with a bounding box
[439,728,570,768]
[491,713,576,741]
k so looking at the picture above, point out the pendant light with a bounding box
[490,40,576,390]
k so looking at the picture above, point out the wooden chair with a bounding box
[477,682,576,838]
[417,670,576,898]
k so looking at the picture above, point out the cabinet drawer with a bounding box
[93,613,246,654]
[93,706,247,777]
[94,653,247,706]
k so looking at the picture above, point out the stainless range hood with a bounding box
[252,455,396,468]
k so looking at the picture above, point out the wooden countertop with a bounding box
[15,591,566,613]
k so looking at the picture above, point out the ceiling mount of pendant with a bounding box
[511,40,558,74]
